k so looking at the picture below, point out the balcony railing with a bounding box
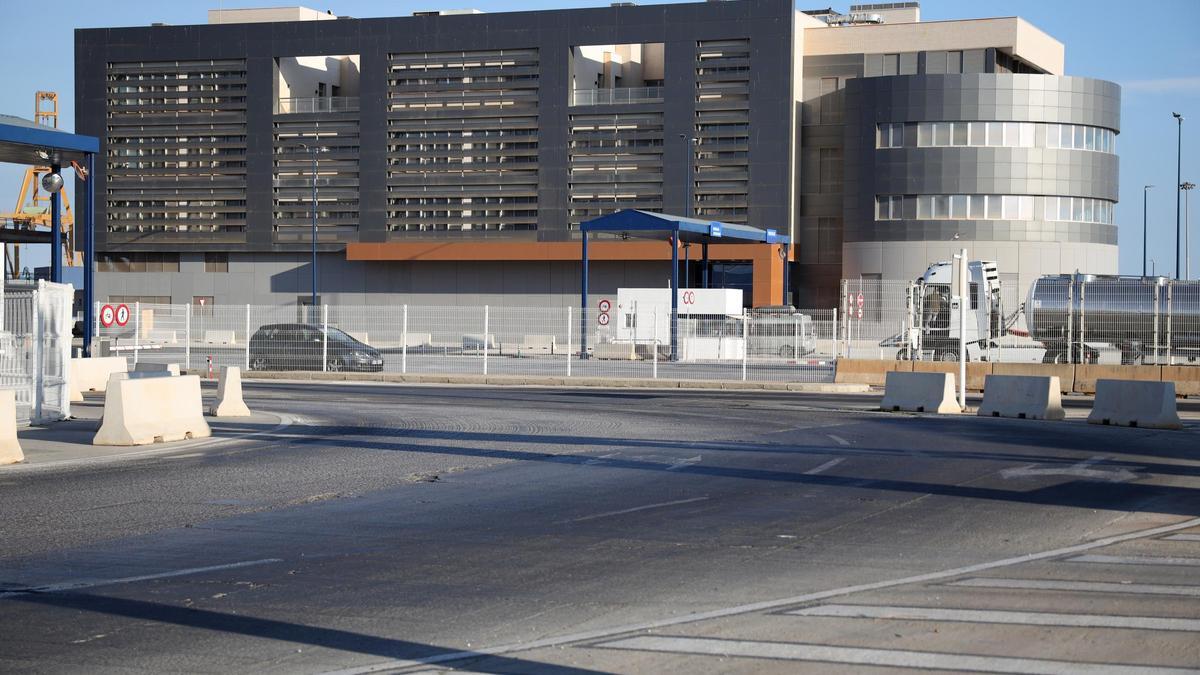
[571,87,664,106]
[276,96,360,114]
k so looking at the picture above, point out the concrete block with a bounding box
[69,356,129,401]
[404,333,433,348]
[134,362,180,376]
[1161,366,1200,397]
[519,335,556,355]
[462,334,496,350]
[834,359,912,387]
[146,330,177,344]
[912,360,992,391]
[94,374,212,446]
[880,371,962,414]
[0,390,24,465]
[209,366,252,417]
[204,330,237,345]
[593,343,639,360]
[1074,365,1161,395]
[978,375,1065,421]
[1087,379,1182,430]
[991,362,1075,394]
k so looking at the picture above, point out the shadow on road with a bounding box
[13,592,603,675]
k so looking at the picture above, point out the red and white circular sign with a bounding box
[856,306,864,320]
[115,304,131,327]
[597,312,610,326]
[99,304,116,327]
[856,292,864,309]
[682,290,696,305]
[598,299,611,313]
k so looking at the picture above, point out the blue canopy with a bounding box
[580,209,789,245]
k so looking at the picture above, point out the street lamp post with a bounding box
[1173,112,1183,279]
[1184,181,1196,280]
[296,142,328,309]
[1143,185,1154,277]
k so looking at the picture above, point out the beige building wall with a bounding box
[209,7,337,24]
[803,17,1064,74]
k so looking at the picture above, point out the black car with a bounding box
[248,323,384,372]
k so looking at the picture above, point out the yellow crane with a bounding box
[1,91,77,278]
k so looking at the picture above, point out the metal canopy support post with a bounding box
[670,234,679,361]
[683,244,689,289]
[50,164,62,283]
[83,153,95,356]
[580,232,589,360]
[782,244,790,306]
[701,242,709,288]
[311,147,319,308]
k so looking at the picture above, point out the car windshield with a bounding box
[324,327,361,344]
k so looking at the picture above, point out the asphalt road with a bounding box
[1,383,1198,674]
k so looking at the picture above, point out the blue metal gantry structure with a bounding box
[0,115,100,353]
[579,209,791,359]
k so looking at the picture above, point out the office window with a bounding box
[819,147,842,193]
[817,217,842,263]
[204,252,229,273]
[970,195,986,219]
[882,53,899,76]
[876,195,902,220]
[969,122,986,146]
[952,122,968,146]
[986,195,1002,219]
[917,122,932,147]
[819,77,841,124]
[934,122,951,147]
[96,252,180,273]
[933,195,950,219]
[950,195,968,219]
[987,122,1003,147]
[947,51,963,74]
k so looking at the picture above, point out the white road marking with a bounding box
[560,497,710,524]
[804,458,845,475]
[1164,534,1200,542]
[1067,554,1200,567]
[827,434,851,446]
[949,577,1200,597]
[583,452,620,466]
[0,558,283,600]
[1000,455,1136,482]
[320,515,1200,675]
[593,636,1196,674]
[168,452,205,459]
[666,455,702,471]
[788,603,1200,631]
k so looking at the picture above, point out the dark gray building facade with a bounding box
[75,1,1119,308]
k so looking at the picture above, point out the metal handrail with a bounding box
[276,97,360,114]
[571,87,664,106]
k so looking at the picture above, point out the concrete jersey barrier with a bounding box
[204,330,237,345]
[519,335,556,354]
[210,366,252,417]
[1087,379,1183,430]
[0,390,24,465]
[134,362,181,376]
[94,374,212,446]
[977,374,1065,421]
[69,356,129,402]
[880,371,962,414]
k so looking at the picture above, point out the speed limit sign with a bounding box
[115,303,131,327]
[99,304,116,327]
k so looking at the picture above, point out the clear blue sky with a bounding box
[2,0,1198,277]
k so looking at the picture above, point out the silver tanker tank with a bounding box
[1026,274,1200,362]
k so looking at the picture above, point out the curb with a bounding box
[220,370,870,394]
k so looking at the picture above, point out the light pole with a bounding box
[296,142,328,309]
[1143,185,1154,277]
[1173,112,1183,279]
[1184,181,1196,279]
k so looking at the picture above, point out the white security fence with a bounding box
[840,277,1200,366]
[1,281,74,424]
[94,302,839,384]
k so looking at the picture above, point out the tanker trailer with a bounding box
[1026,274,1200,364]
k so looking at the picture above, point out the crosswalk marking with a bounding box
[595,636,1198,674]
[1163,534,1200,542]
[1067,554,1200,567]
[949,577,1200,597]
[787,604,1200,631]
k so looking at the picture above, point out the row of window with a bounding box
[877,194,1115,225]
[877,121,1117,153]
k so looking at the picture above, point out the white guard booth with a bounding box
[614,288,745,361]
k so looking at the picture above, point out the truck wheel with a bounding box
[778,345,795,358]
[937,350,958,362]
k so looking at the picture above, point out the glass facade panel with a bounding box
[934,122,951,146]
[933,195,949,218]
[987,122,1003,147]
[952,122,968,146]
[950,194,968,218]
[986,194,1002,219]
[970,194,986,219]
[917,122,932,147]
